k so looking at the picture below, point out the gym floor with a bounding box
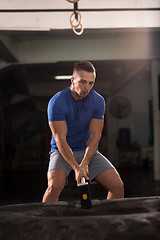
[60,167,160,200]
[0,166,160,206]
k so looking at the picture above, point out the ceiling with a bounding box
[0,28,156,111]
[0,58,150,100]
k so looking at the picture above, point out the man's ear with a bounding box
[71,76,74,85]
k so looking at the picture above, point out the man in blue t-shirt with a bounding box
[42,61,124,202]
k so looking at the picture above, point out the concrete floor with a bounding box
[119,167,160,198]
[0,167,160,206]
[60,167,160,201]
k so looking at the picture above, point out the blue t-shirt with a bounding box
[48,87,105,151]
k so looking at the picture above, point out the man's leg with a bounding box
[95,168,124,199]
[42,169,67,203]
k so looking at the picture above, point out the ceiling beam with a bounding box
[0,0,160,31]
[0,39,17,62]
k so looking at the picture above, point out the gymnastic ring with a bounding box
[66,0,79,3]
[71,17,81,28]
[70,10,81,28]
[72,23,84,36]
[70,11,81,28]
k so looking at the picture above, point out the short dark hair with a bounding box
[73,61,96,74]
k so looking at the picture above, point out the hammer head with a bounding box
[77,177,92,209]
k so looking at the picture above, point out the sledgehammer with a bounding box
[77,177,92,209]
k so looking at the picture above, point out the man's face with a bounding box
[71,70,95,100]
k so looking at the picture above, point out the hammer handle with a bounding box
[81,177,85,184]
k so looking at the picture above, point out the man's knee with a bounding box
[47,170,66,194]
[47,181,65,196]
[110,179,124,197]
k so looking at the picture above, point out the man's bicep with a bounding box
[49,121,67,140]
[92,97,105,119]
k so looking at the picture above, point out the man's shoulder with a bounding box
[50,88,69,104]
[91,90,105,102]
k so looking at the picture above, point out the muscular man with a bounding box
[42,61,124,202]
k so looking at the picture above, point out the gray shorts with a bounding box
[48,150,114,181]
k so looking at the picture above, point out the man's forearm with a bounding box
[49,121,89,183]
[81,135,100,165]
[56,138,89,183]
[81,119,103,166]
[56,139,79,171]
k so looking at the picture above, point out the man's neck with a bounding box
[70,86,83,101]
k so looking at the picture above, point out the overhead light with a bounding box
[54,75,72,80]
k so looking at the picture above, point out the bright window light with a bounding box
[54,75,72,80]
